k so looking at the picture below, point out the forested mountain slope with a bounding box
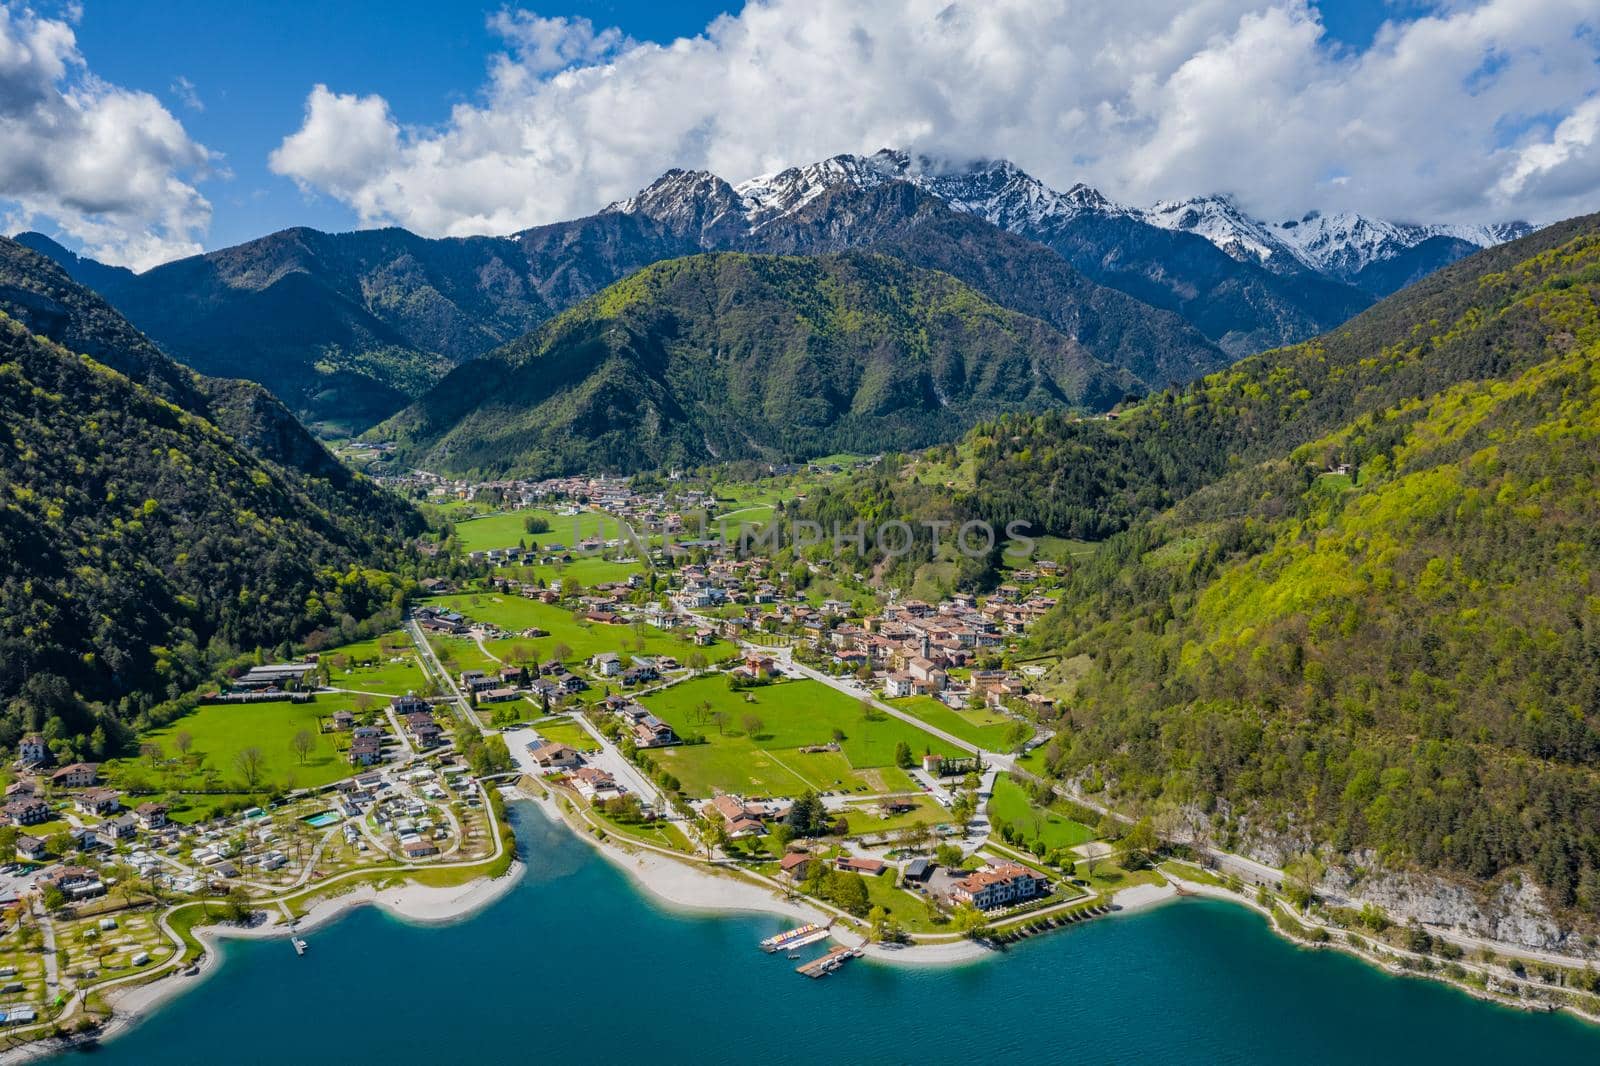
[964,211,1600,540]
[379,252,1137,477]
[1015,217,1600,918]
[787,213,1600,921]
[0,242,422,757]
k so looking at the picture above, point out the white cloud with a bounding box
[269,0,1600,237]
[171,74,202,112]
[0,4,213,268]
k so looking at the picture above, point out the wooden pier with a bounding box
[795,945,861,978]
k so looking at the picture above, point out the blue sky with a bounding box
[59,0,1403,248]
[5,1,1596,266]
[66,1,736,247]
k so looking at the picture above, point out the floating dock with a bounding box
[292,937,308,956]
[760,922,830,953]
[796,945,861,978]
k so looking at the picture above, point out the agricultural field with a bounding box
[429,593,737,668]
[321,631,430,696]
[986,776,1097,851]
[642,676,960,798]
[497,556,647,588]
[106,697,358,802]
[453,508,621,553]
[887,696,1025,751]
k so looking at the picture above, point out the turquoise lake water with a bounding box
[64,802,1600,1064]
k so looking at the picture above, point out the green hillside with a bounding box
[0,242,424,760]
[378,251,1136,477]
[1019,221,1600,911]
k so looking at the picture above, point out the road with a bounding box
[406,617,485,737]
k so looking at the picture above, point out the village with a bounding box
[374,468,1159,946]
[0,463,1159,1040]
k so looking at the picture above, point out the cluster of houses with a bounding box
[598,695,678,748]
[523,740,627,804]
[330,694,446,765]
[1,755,182,868]
[700,793,792,839]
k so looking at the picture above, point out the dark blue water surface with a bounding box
[67,802,1600,1064]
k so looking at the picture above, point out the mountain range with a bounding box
[376,251,1138,477]
[14,150,1531,441]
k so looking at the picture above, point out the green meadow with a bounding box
[887,695,1023,751]
[642,676,959,798]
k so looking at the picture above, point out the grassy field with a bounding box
[841,794,946,835]
[454,508,621,553]
[642,677,959,798]
[531,718,598,751]
[987,776,1096,850]
[428,635,504,676]
[108,698,356,797]
[887,696,1021,751]
[498,557,647,587]
[322,632,429,696]
[430,593,737,668]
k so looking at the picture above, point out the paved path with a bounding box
[37,904,58,1000]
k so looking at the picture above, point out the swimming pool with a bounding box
[303,811,341,827]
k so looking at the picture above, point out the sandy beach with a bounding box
[524,791,998,966]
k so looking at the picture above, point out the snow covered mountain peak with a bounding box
[734,150,910,230]
[910,158,1130,231]
[1142,194,1313,273]
[1268,211,1535,277]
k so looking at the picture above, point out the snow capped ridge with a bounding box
[1142,193,1313,273]
[734,149,910,229]
[911,157,1130,231]
[1269,211,1536,276]
[602,148,1535,282]
[1140,193,1536,277]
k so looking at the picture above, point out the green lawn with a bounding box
[322,632,429,696]
[429,593,736,668]
[498,556,647,587]
[712,504,775,529]
[987,776,1096,850]
[107,698,358,796]
[454,508,621,553]
[841,794,945,835]
[887,696,1022,751]
[642,676,960,798]
[532,718,598,751]
[428,635,504,676]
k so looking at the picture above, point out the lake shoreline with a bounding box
[14,793,1596,1063]
[0,859,528,1065]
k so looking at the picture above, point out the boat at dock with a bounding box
[759,922,831,953]
[796,945,861,978]
[292,938,308,956]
